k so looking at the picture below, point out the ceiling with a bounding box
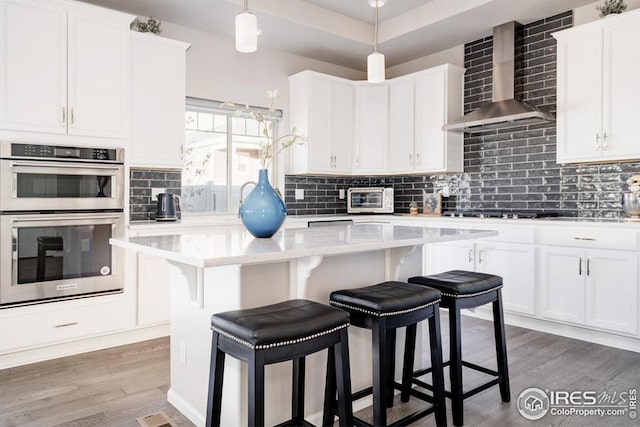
[80,0,596,70]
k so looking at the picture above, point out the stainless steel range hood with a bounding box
[443,21,555,133]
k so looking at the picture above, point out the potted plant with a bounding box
[409,201,419,215]
[133,17,162,34]
[597,0,627,17]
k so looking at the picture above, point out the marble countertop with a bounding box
[112,223,497,268]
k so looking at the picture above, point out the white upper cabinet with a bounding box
[0,0,67,134]
[554,10,640,164]
[288,64,463,176]
[388,78,415,174]
[0,0,134,139]
[130,32,190,168]
[414,65,464,173]
[289,71,353,174]
[354,83,388,173]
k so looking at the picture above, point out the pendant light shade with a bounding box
[235,0,257,53]
[367,1,385,82]
[367,52,385,82]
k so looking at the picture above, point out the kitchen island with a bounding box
[110,223,496,426]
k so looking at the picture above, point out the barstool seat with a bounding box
[408,270,510,426]
[206,299,353,427]
[328,281,447,427]
[408,270,502,299]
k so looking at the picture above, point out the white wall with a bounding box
[574,0,640,25]
[387,45,464,79]
[158,21,365,182]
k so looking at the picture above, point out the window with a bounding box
[182,97,280,214]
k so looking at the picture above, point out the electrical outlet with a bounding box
[179,342,187,366]
[339,189,345,200]
[295,189,304,200]
[151,188,166,199]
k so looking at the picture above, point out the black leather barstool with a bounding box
[205,299,353,427]
[408,270,510,426]
[328,281,446,427]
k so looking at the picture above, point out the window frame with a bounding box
[184,97,282,216]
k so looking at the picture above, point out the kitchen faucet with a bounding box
[238,181,256,218]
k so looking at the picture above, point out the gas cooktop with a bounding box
[442,210,564,219]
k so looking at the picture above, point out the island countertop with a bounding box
[110,223,497,268]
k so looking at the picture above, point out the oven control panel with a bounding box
[8,143,122,163]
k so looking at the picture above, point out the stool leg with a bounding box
[248,351,265,427]
[372,318,388,426]
[206,332,225,427]
[400,323,417,403]
[335,328,354,427]
[493,290,511,402]
[322,347,337,426]
[292,357,306,422]
[449,302,464,426]
[430,307,447,427]
[386,329,396,408]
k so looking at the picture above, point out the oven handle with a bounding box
[11,213,122,223]
[10,160,122,172]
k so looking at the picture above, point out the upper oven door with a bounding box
[0,159,124,211]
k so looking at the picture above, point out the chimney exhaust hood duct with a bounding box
[443,21,555,133]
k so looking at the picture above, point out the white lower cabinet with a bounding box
[0,296,126,353]
[136,252,171,326]
[426,240,536,315]
[539,247,638,335]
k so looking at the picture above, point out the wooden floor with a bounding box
[1,314,639,426]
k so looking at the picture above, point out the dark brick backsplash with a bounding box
[285,10,640,219]
[129,168,181,221]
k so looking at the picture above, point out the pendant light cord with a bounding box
[244,0,248,13]
[374,3,379,53]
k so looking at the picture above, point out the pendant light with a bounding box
[236,0,257,53]
[367,0,385,82]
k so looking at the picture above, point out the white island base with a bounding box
[111,224,496,426]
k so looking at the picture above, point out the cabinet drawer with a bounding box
[540,227,638,251]
[0,298,126,353]
[476,224,536,244]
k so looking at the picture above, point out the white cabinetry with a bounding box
[388,78,415,174]
[414,65,464,173]
[554,10,640,164]
[539,227,639,335]
[354,83,388,173]
[130,32,190,168]
[289,71,353,174]
[425,223,536,315]
[136,252,171,325]
[0,0,133,139]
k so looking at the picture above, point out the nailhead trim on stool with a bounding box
[206,299,353,427]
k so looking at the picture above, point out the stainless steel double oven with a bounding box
[0,142,125,306]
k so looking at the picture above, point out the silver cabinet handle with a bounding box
[54,322,78,328]
[587,258,590,276]
[356,157,360,167]
[62,106,66,125]
[579,257,583,275]
[595,133,601,150]
[409,154,413,166]
[574,237,596,241]
[70,107,75,125]
[416,152,421,166]
[603,132,608,150]
[333,155,337,168]
[468,249,473,263]
[478,250,484,264]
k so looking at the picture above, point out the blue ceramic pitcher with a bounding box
[239,169,286,238]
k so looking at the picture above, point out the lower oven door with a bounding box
[0,212,124,306]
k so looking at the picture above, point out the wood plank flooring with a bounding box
[1,314,639,426]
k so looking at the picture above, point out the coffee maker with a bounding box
[156,193,181,221]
